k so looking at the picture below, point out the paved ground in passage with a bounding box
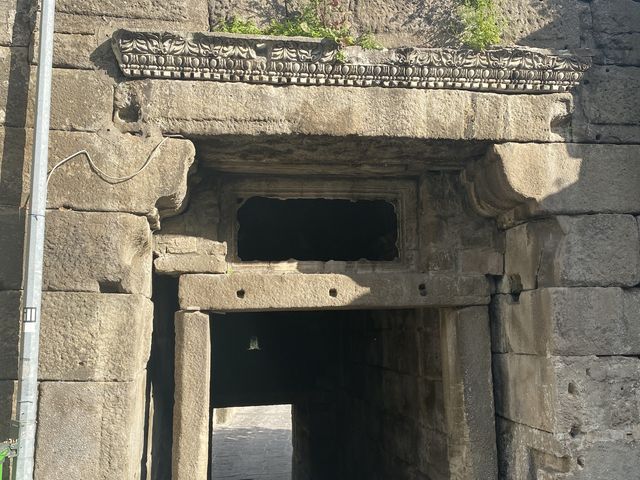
[211,405,293,480]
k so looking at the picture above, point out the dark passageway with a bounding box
[209,309,448,480]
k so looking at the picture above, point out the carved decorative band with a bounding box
[112,30,591,94]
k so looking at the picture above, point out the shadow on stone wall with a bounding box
[143,275,179,480]
[0,2,34,476]
[1,0,32,207]
[510,0,640,143]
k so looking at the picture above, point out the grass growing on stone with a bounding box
[214,0,383,53]
[216,17,264,35]
[216,0,501,52]
[457,0,503,50]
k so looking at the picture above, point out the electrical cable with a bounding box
[45,134,184,187]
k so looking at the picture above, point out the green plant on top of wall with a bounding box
[216,0,502,52]
[457,0,503,50]
[216,17,265,35]
[215,0,383,53]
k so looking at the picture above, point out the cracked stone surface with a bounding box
[211,405,293,480]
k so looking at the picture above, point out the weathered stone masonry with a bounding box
[1,0,640,479]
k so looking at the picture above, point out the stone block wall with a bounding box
[201,0,640,145]
[419,172,503,276]
[337,308,449,479]
[1,0,639,478]
[490,216,640,479]
[289,307,496,479]
[0,3,30,477]
[207,0,631,52]
[32,212,153,480]
[568,0,640,144]
[292,393,343,480]
[289,309,446,479]
[468,140,640,478]
[0,1,197,477]
[461,4,640,467]
[25,159,193,480]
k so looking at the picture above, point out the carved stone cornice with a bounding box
[112,29,591,94]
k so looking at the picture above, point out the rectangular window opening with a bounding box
[237,197,399,262]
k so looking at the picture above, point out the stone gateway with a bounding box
[1,0,639,479]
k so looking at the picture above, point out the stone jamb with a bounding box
[441,307,498,479]
[176,272,497,478]
[173,310,211,480]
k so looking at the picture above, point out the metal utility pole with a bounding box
[13,0,56,477]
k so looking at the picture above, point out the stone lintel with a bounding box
[114,78,573,143]
[112,30,590,94]
[178,273,491,311]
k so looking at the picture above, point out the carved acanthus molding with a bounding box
[112,30,590,94]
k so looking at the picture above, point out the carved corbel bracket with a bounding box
[462,143,640,226]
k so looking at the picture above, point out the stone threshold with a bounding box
[178,272,491,311]
[112,30,591,94]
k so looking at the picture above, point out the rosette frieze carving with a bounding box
[112,29,590,93]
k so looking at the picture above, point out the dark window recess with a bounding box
[237,197,399,261]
